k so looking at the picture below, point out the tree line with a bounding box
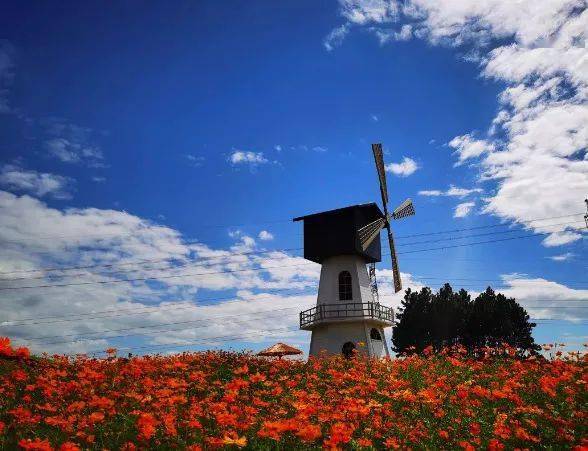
[392,284,540,355]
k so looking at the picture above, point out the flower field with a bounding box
[1,338,587,450]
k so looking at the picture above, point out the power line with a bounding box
[71,326,301,356]
[65,316,587,357]
[0,261,315,291]
[396,220,584,247]
[3,289,584,328]
[0,287,317,326]
[26,307,314,345]
[396,226,586,256]
[2,212,583,277]
[394,212,585,239]
[3,219,583,284]
[1,225,585,291]
[414,276,587,284]
[3,211,583,245]
[0,246,303,278]
[25,305,588,346]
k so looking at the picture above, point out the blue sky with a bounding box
[0,1,586,356]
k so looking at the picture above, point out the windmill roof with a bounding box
[257,342,303,356]
[293,202,382,222]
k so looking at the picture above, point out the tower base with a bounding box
[309,321,390,358]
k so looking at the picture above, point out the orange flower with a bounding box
[136,413,158,440]
[15,347,30,358]
[324,422,354,448]
[58,443,80,451]
[469,422,481,436]
[295,424,322,442]
[357,438,373,447]
[488,438,505,451]
[18,438,54,450]
[89,412,105,424]
[458,441,475,451]
[222,436,247,448]
[0,336,585,449]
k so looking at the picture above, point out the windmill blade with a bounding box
[392,198,415,220]
[385,224,402,293]
[371,143,389,212]
[358,217,386,251]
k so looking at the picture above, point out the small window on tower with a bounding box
[370,328,382,341]
[338,271,352,301]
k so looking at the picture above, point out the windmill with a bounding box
[359,143,415,294]
[295,143,415,358]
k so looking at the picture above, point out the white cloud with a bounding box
[1,191,583,355]
[448,134,494,165]
[541,230,583,247]
[92,176,106,183]
[324,24,350,51]
[373,24,413,44]
[500,274,588,322]
[454,201,475,218]
[396,24,413,40]
[0,165,73,199]
[185,154,205,167]
[418,189,443,196]
[549,252,574,262]
[0,191,320,354]
[419,184,483,198]
[371,114,379,121]
[340,0,397,25]
[312,146,328,152]
[384,156,419,176]
[228,150,268,165]
[258,230,274,241]
[43,119,105,167]
[274,144,282,152]
[330,0,588,246]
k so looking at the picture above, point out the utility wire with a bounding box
[27,307,314,345]
[3,292,583,328]
[2,219,582,284]
[394,212,585,239]
[396,220,584,247]
[73,326,300,356]
[26,305,588,347]
[0,247,303,278]
[3,211,583,245]
[0,287,317,326]
[2,212,583,276]
[1,225,585,291]
[0,261,315,291]
[396,226,586,256]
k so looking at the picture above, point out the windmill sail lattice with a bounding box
[363,143,415,293]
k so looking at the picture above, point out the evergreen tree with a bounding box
[467,287,539,353]
[392,284,539,355]
[391,287,432,354]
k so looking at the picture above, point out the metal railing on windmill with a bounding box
[295,143,415,358]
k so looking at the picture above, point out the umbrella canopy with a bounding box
[257,343,303,358]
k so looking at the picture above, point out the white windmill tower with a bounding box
[296,144,415,358]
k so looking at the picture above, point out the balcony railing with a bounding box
[300,302,393,329]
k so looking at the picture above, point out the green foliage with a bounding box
[392,284,540,354]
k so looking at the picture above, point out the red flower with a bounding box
[136,413,158,441]
[58,443,80,451]
[18,438,54,451]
